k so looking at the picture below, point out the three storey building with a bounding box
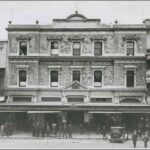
[1,11,150,132]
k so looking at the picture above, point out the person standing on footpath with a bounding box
[46,123,50,137]
[132,130,138,149]
[0,124,5,137]
[62,123,67,138]
[102,125,107,139]
[143,131,149,149]
[68,123,73,138]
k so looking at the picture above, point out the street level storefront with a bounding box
[0,104,150,134]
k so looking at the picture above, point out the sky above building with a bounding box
[1,1,150,39]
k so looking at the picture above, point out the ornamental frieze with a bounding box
[16,35,31,41]
[123,34,141,41]
[47,36,62,41]
[43,61,112,66]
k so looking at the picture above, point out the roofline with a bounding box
[6,27,150,32]
[53,19,101,22]
[0,40,8,43]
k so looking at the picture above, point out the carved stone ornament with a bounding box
[90,37,107,42]
[119,96,142,103]
[16,35,31,41]
[68,37,84,41]
[123,34,141,41]
[47,36,62,41]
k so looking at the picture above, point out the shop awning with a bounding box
[89,111,122,114]
[0,111,26,112]
[27,111,61,113]
[89,111,150,114]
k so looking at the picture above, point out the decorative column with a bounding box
[114,96,119,104]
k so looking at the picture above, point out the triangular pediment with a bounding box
[64,80,88,90]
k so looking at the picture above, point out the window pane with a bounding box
[51,70,58,82]
[73,42,80,56]
[94,42,102,56]
[127,42,134,56]
[51,42,58,49]
[73,42,80,49]
[127,71,134,87]
[19,70,26,87]
[94,71,102,82]
[19,41,27,55]
[73,70,80,82]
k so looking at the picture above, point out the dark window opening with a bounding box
[19,41,27,56]
[19,70,27,87]
[73,70,80,82]
[94,42,102,56]
[94,71,102,87]
[13,97,31,102]
[51,70,58,87]
[126,71,134,87]
[126,41,134,56]
[41,97,61,102]
[68,98,83,103]
[91,98,112,103]
[147,60,150,70]
[73,42,81,56]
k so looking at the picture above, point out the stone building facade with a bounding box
[0,40,7,97]
[1,12,150,132]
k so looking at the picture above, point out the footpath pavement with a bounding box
[0,138,149,149]
[0,132,149,149]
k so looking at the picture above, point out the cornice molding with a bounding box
[16,35,31,41]
[6,28,149,32]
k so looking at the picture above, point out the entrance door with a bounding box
[121,113,140,131]
[45,113,60,125]
[67,111,84,124]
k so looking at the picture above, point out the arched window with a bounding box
[19,41,27,55]
[126,41,134,56]
[19,70,27,87]
[126,71,134,87]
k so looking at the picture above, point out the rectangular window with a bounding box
[94,71,102,87]
[94,42,102,56]
[126,71,134,87]
[51,70,58,87]
[13,97,31,102]
[91,98,112,103]
[19,41,27,56]
[41,97,61,102]
[73,70,80,82]
[51,42,59,55]
[126,41,134,56]
[147,60,150,70]
[19,70,27,87]
[73,42,81,56]
[68,98,83,103]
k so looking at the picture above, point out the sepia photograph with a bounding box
[0,0,150,149]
